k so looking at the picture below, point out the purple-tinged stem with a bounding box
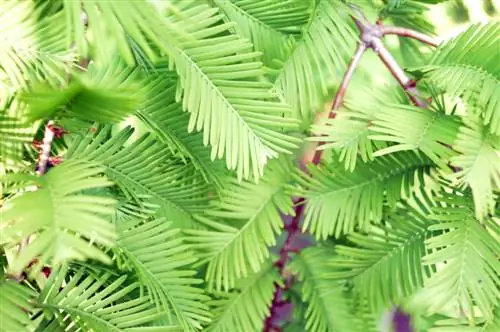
[35,120,56,176]
[371,38,429,107]
[381,26,439,48]
[12,120,57,281]
[266,9,439,332]
[264,43,367,332]
[311,43,367,165]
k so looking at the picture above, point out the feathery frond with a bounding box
[0,1,74,90]
[37,265,180,331]
[116,218,211,331]
[449,115,500,220]
[368,103,461,169]
[428,306,500,332]
[327,203,436,311]
[185,157,295,291]
[309,85,405,171]
[418,22,500,134]
[61,0,183,65]
[274,0,357,121]
[20,59,144,124]
[288,246,354,332]
[205,261,280,332]
[66,126,209,228]
[416,192,500,320]
[295,151,434,239]
[0,113,35,167]
[166,2,301,181]
[0,280,36,331]
[213,0,308,68]
[137,74,226,189]
[1,1,498,331]
[1,160,116,274]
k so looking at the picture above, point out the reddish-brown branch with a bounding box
[370,38,429,108]
[12,120,58,281]
[265,43,366,332]
[35,120,56,176]
[381,26,439,47]
[311,43,367,165]
[265,12,437,331]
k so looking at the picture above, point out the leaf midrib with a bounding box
[311,158,433,200]
[119,246,196,332]
[40,303,121,332]
[206,186,283,263]
[105,167,191,221]
[172,47,272,157]
[207,265,274,331]
[214,0,288,38]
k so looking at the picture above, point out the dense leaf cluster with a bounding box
[0,0,498,331]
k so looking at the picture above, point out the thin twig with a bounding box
[265,10,438,330]
[12,120,56,281]
[311,43,367,165]
[264,42,366,332]
[382,26,439,47]
[36,120,56,176]
[371,38,428,108]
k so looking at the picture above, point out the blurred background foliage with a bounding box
[431,0,500,40]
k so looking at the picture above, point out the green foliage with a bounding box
[416,22,500,134]
[116,218,211,331]
[414,193,500,320]
[289,247,355,332]
[205,262,281,332]
[166,1,301,182]
[185,157,295,291]
[327,202,436,311]
[1,0,499,331]
[36,265,181,331]
[273,0,357,121]
[136,73,227,189]
[0,1,73,90]
[1,160,116,275]
[294,151,434,239]
[65,125,209,228]
[449,115,500,219]
[20,60,144,123]
[0,280,36,331]
[369,103,460,169]
[212,0,308,69]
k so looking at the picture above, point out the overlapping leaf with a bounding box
[0,280,36,331]
[428,307,500,332]
[66,126,209,228]
[166,2,300,181]
[417,22,500,134]
[205,261,280,332]
[1,160,116,274]
[327,203,436,311]
[61,0,184,65]
[295,151,434,239]
[185,157,295,291]
[116,218,211,331]
[137,74,226,190]
[416,193,500,320]
[369,103,461,169]
[213,0,308,68]
[0,1,74,90]
[274,0,357,121]
[37,265,181,331]
[20,60,144,124]
[288,247,354,332]
[0,113,35,167]
[449,115,500,220]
